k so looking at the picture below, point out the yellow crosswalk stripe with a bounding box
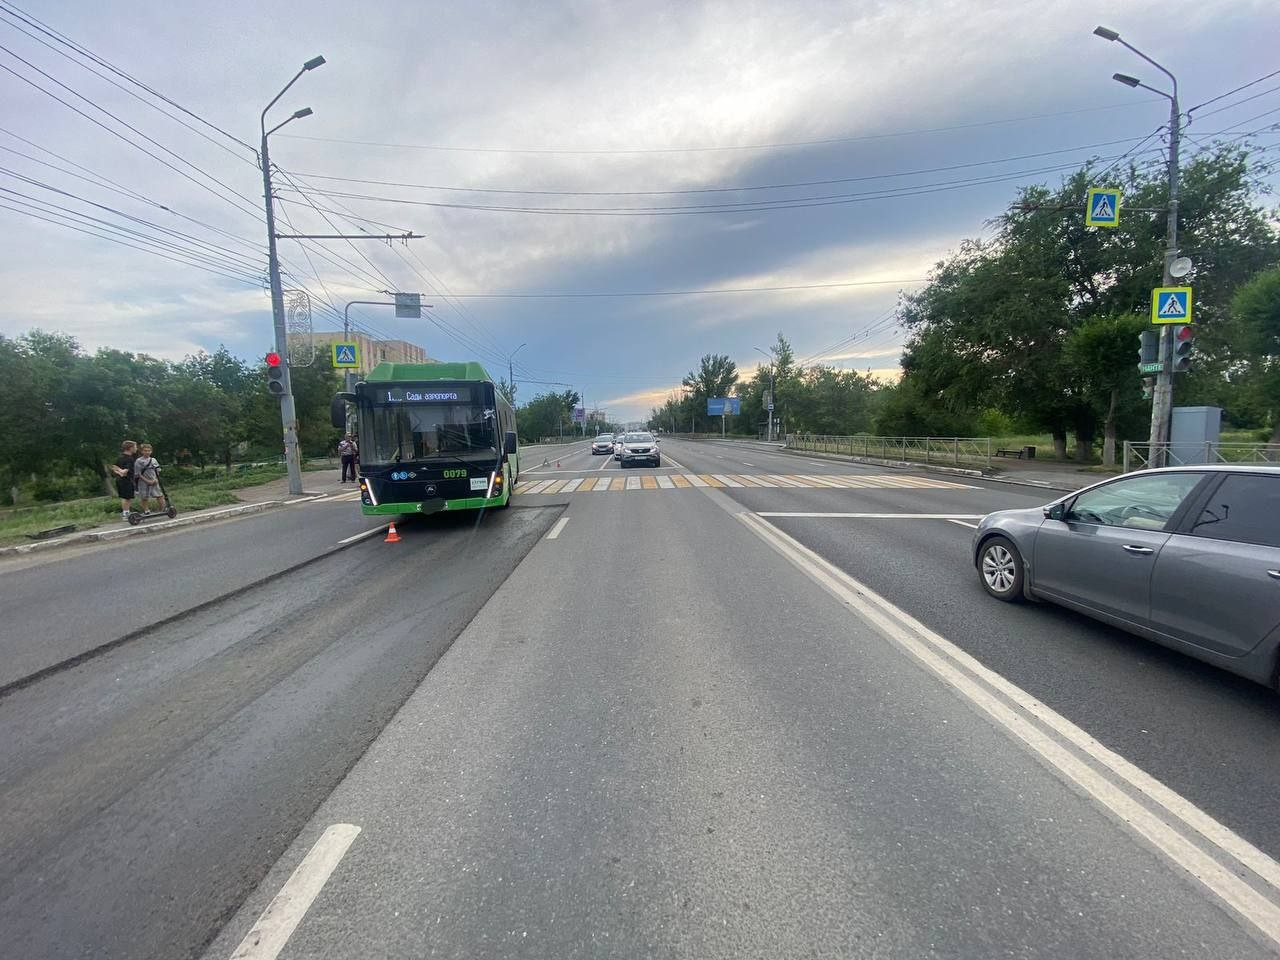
[641,475,658,489]
[783,475,824,487]
[684,474,707,487]
[699,474,724,487]
[800,475,844,487]
[541,480,567,494]
[672,474,692,488]
[712,474,744,487]
[732,475,765,487]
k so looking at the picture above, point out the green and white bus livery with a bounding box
[332,361,519,516]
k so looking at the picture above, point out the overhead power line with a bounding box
[288,135,1158,198]
[431,278,924,299]
[0,0,253,151]
[275,98,1164,156]
[280,153,1167,217]
[1187,68,1280,119]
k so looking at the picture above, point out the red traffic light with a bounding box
[1175,325,1195,343]
[265,351,282,367]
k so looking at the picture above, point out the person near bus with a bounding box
[339,434,358,482]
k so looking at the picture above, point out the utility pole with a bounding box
[1094,26,1181,465]
[261,57,423,495]
[755,346,777,442]
[261,124,312,493]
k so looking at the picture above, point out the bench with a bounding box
[996,448,1025,459]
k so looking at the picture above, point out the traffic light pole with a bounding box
[1148,89,1181,465]
[260,132,305,496]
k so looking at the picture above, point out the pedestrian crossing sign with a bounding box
[1151,287,1192,325]
[331,342,360,368]
[1085,187,1121,227]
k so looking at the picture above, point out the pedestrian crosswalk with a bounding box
[513,473,973,496]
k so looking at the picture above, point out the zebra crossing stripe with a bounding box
[561,477,584,493]
[713,474,744,487]
[671,475,692,488]
[656,475,675,489]
[699,475,725,487]
[684,474,708,487]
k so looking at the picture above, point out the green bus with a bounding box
[332,361,519,516]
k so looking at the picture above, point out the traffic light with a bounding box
[1137,329,1160,374]
[1171,324,1194,373]
[265,351,286,396]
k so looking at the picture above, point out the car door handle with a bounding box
[1268,570,1280,581]
[1122,544,1155,555]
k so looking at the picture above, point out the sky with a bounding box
[1,0,1278,421]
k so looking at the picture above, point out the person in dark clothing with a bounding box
[338,434,358,482]
[109,440,138,520]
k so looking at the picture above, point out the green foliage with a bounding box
[893,144,1280,455]
[0,332,342,503]
[516,389,581,441]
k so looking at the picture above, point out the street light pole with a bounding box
[261,55,325,496]
[754,346,776,442]
[508,342,527,402]
[1095,27,1180,463]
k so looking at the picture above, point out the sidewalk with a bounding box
[0,469,351,560]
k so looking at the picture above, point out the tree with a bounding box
[1228,266,1280,442]
[1063,314,1148,465]
[682,354,737,432]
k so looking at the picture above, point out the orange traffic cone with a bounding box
[384,522,401,543]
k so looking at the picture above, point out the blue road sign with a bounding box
[331,342,359,368]
[707,397,740,416]
[1085,187,1121,228]
[1151,287,1193,325]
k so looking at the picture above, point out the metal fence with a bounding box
[1122,441,1280,472]
[787,435,992,468]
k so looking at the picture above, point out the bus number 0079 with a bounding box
[442,469,467,478]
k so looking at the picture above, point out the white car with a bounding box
[618,432,661,468]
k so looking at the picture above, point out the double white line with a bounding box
[739,510,1280,947]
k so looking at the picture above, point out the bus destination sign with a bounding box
[380,385,476,404]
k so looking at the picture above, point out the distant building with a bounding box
[310,332,429,376]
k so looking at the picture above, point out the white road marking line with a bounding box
[285,495,324,506]
[712,474,743,487]
[336,525,388,545]
[625,476,642,490]
[522,480,556,494]
[684,474,708,487]
[229,823,361,960]
[757,512,987,519]
[545,517,570,540]
[656,475,675,489]
[738,512,1280,947]
[596,455,614,471]
[947,519,980,529]
[560,477,584,493]
[663,453,685,469]
[742,461,755,467]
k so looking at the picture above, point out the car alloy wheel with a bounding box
[979,536,1024,602]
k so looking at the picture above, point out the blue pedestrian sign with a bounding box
[1151,287,1193,325]
[1085,187,1121,228]
[706,397,740,416]
[331,342,360,368]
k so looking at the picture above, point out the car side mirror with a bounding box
[504,431,518,455]
[1044,502,1066,522]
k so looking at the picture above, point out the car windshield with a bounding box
[625,433,653,442]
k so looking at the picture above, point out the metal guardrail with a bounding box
[787,435,993,468]
[1122,441,1280,472]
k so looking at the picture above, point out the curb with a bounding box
[0,500,286,558]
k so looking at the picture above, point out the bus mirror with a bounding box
[330,394,349,429]
[504,432,518,455]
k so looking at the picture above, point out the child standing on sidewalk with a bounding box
[110,440,138,520]
[133,443,163,516]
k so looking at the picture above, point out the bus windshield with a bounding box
[363,401,497,463]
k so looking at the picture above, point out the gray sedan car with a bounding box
[972,466,1280,688]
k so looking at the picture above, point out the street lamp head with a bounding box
[1112,72,1142,88]
[303,55,326,71]
[1093,25,1120,41]
[292,107,314,119]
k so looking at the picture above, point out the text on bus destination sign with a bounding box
[380,385,477,404]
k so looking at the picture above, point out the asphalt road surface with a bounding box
[4,438,1280,959]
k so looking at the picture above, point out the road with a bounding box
[3,443,1279,959]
